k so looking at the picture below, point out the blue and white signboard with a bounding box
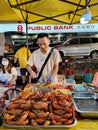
[0,23,97,34]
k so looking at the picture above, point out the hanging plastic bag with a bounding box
[92,72,98,88]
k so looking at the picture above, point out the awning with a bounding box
[0,0,98,24]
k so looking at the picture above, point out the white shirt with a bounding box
[27,47,62,83]
[4,67,17,83]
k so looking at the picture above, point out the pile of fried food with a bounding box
[4,90,75,127]
[24,83,74,92]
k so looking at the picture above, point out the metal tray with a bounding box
[73,85,88,91]
[3,118,77,128]
[73,97,98,118]
[72,92,94,99]
[73,84,98,92]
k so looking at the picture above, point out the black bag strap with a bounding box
[37,48,54,80]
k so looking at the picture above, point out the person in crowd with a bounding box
[5,42,12,52]
[14,43,31,84]
[0,64,7,84]
[26,33,62,84]
[1,56,17,100]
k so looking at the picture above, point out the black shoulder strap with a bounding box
[37,48,54,80]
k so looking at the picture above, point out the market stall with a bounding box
[0,81,98,130]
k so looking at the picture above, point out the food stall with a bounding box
[0,79,98,130]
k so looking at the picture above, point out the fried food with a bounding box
[3,90,75,126]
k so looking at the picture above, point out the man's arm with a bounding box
[14,57,18,67]
[26,64,37,79]
[51,63,59,78]
[14,57,17,63]
[47,63,59,83]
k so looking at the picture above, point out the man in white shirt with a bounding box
[26,33,62,83]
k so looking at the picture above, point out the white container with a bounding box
[66,79,76,86]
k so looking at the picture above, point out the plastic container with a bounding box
[92,72,98,88]
[83,73,93,83]
[2,80,8,85]
[66,79,76,86]
[66,75,74,80]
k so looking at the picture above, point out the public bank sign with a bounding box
[0,23,97,34]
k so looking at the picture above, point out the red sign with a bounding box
[17,25,23,32]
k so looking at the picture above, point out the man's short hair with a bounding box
[37,33,49,40]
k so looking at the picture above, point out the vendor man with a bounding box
[26,33,62,83]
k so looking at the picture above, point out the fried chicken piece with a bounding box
[64,118,74,125]
[16,119,29,125]
[28,111,36,119]
[33,102,48,110]
[31,119,39,127]
[4,113,15,120]
[54,109,66,115]
[37,111,49,118]
[41,92,51,101]
[8,103,20,109]
[44,120,51,126]
[6,109,23,116]
[52,120,62,125]
[16,111,29,125]
[20,100,31,110]
[19,91,33,100]
[34,118,46,124]
[52,100,63,109]
[6,120,16,125]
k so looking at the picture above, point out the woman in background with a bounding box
[1,56,17,100]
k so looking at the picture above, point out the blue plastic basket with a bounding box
[83,73,93,83]
[66,75,74,80]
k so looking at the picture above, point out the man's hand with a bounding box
[30,71,37,79]
[47,76,54,83]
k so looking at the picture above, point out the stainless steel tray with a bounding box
[73,97,98,118]
[3,118,77,128]
[72,92,94,99]
[73,85,88,91]
[73,84,98,92]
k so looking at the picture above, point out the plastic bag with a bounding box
[92,72,98,88]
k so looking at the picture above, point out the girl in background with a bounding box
[1,57,17,100]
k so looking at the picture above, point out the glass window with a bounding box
[91,38,98,43]
[80,38,92,44]
[69,38,79,45]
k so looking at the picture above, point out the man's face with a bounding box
[37,37,50,53]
